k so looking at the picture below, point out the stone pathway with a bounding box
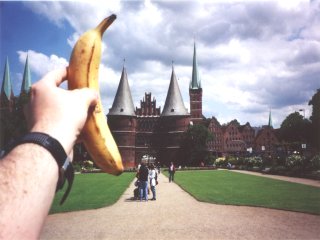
[40,172,320,240]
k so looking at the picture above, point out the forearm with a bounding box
[0,68,97,238]
[0,144,58,239]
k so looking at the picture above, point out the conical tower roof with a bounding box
[190,42,201,89]
[1,57,14,100]
[161,66,189,117]
[108,66,136,116]
[21,54,32,94]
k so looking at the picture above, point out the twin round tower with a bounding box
[107,43,202,168]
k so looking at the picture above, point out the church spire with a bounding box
[190,41,201,89]
[268,109,273,128]
[1,57,14,101]
[161,65,188,116]
[189,42,203,124]
[21,54,32,95]
[108,66,136,116]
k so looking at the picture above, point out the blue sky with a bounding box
[1,2,72,89]
[1,0,319,128]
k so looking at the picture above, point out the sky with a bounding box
[1,0,319,128]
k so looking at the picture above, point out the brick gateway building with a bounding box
[106,43,279,169]
[107,65,191,169]
[107,43,204,169]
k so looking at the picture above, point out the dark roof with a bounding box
[108,67,136,116]
[239,122,252,132]
[209,116,221,127]
[161,66,189,117]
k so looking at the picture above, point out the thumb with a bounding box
[74,88,99,108]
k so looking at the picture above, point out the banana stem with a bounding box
[96,14,117,35]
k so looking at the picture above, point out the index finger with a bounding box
[43,68,68,87]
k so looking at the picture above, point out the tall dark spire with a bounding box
[190,42,201,89]
[1,57,13,100]
[268,109,273,128]
[189,42,203,124]
[21,54,32,94]
[161,65,188,116]
[108,66,136,116]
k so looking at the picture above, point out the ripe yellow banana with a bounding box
[67,14,123,175]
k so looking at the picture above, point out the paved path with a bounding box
[41,172,320,240]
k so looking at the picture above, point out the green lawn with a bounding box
[50,172,135,214]
[166,170,320,215]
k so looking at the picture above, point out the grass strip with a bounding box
[165,170,320,215]
[50,172,135,214]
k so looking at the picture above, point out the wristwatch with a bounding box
[1,132,74,205]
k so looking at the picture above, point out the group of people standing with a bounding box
[135,162,176,201]
[136,163,158,201]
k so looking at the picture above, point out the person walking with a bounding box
[168,162,176,182]
[149,164,157,200]
[138,162,149,201]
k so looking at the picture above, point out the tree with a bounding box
[179,124,213,166]
[279,111,312,150]
[309,89,320,152]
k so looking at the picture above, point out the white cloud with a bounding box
[21,0,320,128]
[16,48,125,115]
[26,1,121,33]
[17,50,68,79]
[98,63,123,112]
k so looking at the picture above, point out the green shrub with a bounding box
[214,157,227,167]
[285,154,305,169]
[83,160,94,170]
[310,154,320,170]
[244,156,263,168]
[226,156,238,165]
[72,160,95,172]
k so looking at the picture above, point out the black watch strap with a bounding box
[1,132,74,205]
[16,132,67,167]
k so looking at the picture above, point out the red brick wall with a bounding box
[189,88,203,124]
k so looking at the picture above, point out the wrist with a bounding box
[30,125,74,155]
[2,132,75,204]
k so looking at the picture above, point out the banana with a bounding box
[67,14,123,175]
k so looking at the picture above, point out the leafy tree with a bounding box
[279,111,312,149]
[308,89,320,152]
[230,119,240,126]
[179,124,213,166]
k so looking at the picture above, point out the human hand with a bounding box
[24,68,98,155]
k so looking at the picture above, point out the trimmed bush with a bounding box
[310,154,320,170]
